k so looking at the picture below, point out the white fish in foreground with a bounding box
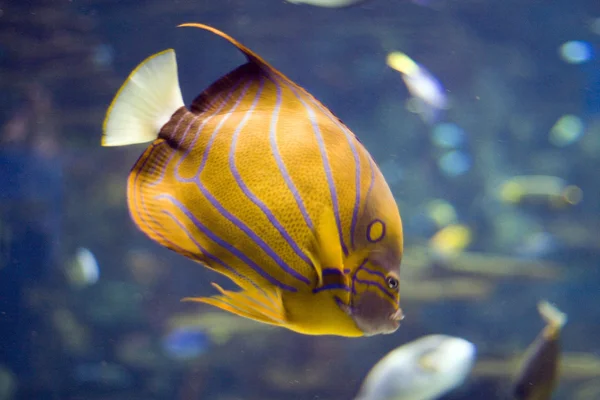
[355,334,476,400]
[286,0,368,7]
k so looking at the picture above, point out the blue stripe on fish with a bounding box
[322,268,343,276]
[173,82,308,287]
[160,208,267,294]
[353,278,395,301]
[163,211,282,308]
[304,95,363,251]
[268,76,315,232]
[350,260,395,301]
[148,81,236,184]
[276,75,349,257]
[145,112,187,181]
[360,265,387,280]
[358,156,376,240]
[173,79,244,179]
[131,141,192,257]
[228,76,311,285]
[157,194,297,292]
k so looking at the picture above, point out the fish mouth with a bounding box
[384,309,404,334]
[386,319,401,334]
[391,308,405,322]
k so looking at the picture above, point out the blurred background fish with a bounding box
[497,175,583,209]
[166,311,276,345]
[386,52,448,125]
[512,301,567,400]
[64,247,100,288]
[428,223,472,259]
[161,327,210,361]
[355,334,476,400]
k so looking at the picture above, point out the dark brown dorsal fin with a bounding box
[178,23,353,136]
[178,23,315,115]
[188,62,265,114]
[178,23,273,71]
[179,23,283,115]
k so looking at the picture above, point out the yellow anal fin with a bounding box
[183,283,286,327]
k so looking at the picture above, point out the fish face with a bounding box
[344,164,404,336]
[347,259,403,336]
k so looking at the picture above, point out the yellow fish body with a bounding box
[102,23,404,337]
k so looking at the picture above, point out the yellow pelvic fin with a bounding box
[102,49,184,147]
[182,283,287,327]
[313,209,347,288]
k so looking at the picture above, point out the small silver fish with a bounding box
[386,52,448,124]
[65,247,100,288]
[356,334,476,400]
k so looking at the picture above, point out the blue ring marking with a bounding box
[366,219,386,243]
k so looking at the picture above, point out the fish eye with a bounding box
[386,276,399,290]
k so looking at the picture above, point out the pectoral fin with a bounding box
[183,283,287,327]
[313,209,346,287]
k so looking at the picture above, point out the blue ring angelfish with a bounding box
[367,219,386,243]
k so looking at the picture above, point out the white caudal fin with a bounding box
[102,49,184,146]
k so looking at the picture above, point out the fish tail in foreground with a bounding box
[102,49,184,147]
[538,300,567,339]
